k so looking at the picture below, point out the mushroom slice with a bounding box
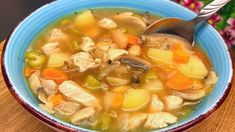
[70,107,96,125]
[39,104,55,114]
[58,80,99,107]
[119,56,151,71]
[183,100,201,107]
[54,101,81,117]
[28,71,42,94]
[37,88,47,104]
[40,78,57,95]
[170,88,206,101]
[144,112,177,129]
[164,95,183,110]
[106,76,129,86]
[149,95,164,112]
[114,12,147,33]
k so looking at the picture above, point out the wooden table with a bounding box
[0,40,235,132]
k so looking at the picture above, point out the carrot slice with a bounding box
[172,44,190,64]
[49,94,64,106]
[166,72,193,91]
[24,67,37,77]
[111,93,123,109]
[173,50,190,64]
[42,68,68,83]
[125,34,142,45]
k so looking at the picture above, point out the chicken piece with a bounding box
[58,80,99,107]
[171,88,206,101]
[117,113,129,132]
[54,101,81,117]
[98,18,117,29]
[144,112,177,129]
[49,28,69,42]
[204,71,218,87]
[28,72,42,94]
[79,37,95,52]
[72,52,101,72]
[149,95,164,112]
[70,107,96,125]
[114,12,147,34]
[40,78,57,95]
[127,113,147,131]
[107,48,128,60]
[41,42,60,55]
[164,95,183,110]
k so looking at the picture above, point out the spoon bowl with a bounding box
[144,0,231,44]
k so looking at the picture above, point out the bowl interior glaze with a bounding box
[2,0,233,131]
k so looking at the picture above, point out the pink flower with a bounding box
[174,0,204,13]
[220,18,235,47]
[208,13,222,27]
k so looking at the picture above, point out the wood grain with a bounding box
[0,40,235,132]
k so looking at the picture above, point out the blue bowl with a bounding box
[1,0,233,131]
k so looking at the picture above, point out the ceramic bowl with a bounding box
[1,0,233,131]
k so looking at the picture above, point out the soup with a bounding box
[24,8,218,131]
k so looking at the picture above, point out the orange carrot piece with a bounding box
[173,50,190,64]
[24,67,37,77]
[166,72,193,91]
[172,44,190,64]
[42,68,68,84]
[50,94,64,106]
[125,34,142,45]
[111,93,123,109]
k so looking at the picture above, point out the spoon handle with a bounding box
[193,0,231,24]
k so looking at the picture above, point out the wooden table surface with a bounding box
[0,40,235,132]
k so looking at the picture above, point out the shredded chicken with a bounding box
[72,52,101,72]
[98,18,117,29]
[49,28,69,42]
[149,95,164,112]
[58,80,99,107]
[54,101,81,116]
[41,42,60,55]
[79,37,95,52]
[107,48,128,60]
[144,112,177,129]
[40,78,57,95]
[70,107,96,125]
[165,95,183,110]
[127,113,147,131]
[28,72,42,94]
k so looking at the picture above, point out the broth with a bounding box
[24,8,217,131]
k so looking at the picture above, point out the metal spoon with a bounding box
[143,0,231,44]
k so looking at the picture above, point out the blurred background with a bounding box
[0,0,53,40]
[0,0,234,47]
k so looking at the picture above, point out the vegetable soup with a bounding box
[24,8,218,131]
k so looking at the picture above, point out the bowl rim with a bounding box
[1,0,234,131]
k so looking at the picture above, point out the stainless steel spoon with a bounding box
[143,0,231,44]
